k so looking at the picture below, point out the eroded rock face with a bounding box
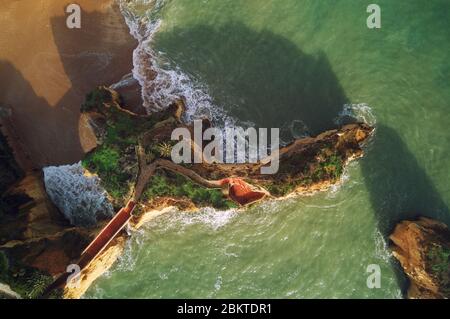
[78,112,107,153]
[63,235,126,299]
[390,217,450,299]
[43,163,113,227]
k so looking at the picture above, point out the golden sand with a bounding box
[0,0,137,168]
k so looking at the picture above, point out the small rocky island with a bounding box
[78,87,374,213]
[1,85,375,298]
[390,217,450,299]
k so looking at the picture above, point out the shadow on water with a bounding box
[361,124,450,234]
[156,22,450,295]
[361,124,450,294]
[0,60,78,168]
[0,5,135,168]
[155,23,348,140]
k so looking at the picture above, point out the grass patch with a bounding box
[265,151,344,197]
[312,153,344,182]
[83,146,119,172]
[143,172,237,209]
[79,87,163,206]
[81,87,114,113]
[82,145,131,206]
[266,183,296,197]
[428,244,450,276]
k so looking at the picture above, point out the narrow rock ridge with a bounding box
[1,85,374,299]
[55,86,374,298]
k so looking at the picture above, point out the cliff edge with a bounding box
[390,217,450,299]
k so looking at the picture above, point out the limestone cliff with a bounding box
[80,86,374,210]
[0,171,96,298]
[1,84,375,299]
[390,217,450,299]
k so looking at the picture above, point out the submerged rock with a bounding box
[43,163,114,227]
[390,217,450,299]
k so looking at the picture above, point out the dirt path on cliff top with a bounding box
[0,0,137,169]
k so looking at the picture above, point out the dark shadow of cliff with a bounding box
[361,124,450,234]
[361,124,450,294]
[155,23,348,140]
[0,61,71,241]
[49,4,136,98]
[0,5,135,169]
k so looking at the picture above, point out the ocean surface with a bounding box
[85,0,450,298]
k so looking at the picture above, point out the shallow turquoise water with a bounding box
[86,0,450,298]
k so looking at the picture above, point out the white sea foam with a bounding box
[214,275,223,291]
[373,229,392,263]
[110,73,137,90]
[171,207,239,230]
[118,0,235,126]
[335,103,377,127]
[115,1,377,230]
[137,206,239,232]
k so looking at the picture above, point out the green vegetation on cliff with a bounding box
[82,145,131,202]
[143,171,237,209]
[81,87,235,210]
[81,87,154,207]
[427,244,450,293]
[266,147,345,197]
[0,250,58,299]
[311,153,344,182]
[81,86,371,211]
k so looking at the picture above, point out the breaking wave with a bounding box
[118,0,235,126]
[148,207,239,231]
[335,103,377,127]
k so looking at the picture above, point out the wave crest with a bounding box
[335,103,377,127]
[118,0,234,125]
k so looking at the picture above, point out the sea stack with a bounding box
[390,217,450,299]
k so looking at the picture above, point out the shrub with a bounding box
[11,267,53,299]
[0,261,55,299]
[143,172,236,209]
[428,245,450,276]
[84,146,119,173]
[81,87,111,112]
[312,153,343,182]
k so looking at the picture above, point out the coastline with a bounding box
[0,0,137,169]
[0,0,155,298]
[0,1,140,298]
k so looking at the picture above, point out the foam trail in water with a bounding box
[168,208,239,231]
[118,0,234,126]
[374,229,393,263]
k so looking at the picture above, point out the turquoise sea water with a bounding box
[86,0,450,298]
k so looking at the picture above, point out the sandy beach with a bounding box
[0,0,137,169]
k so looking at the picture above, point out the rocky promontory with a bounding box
[390,217,450,299]
[77,86,374,213]
[1,85,374,299]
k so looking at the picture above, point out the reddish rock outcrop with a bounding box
[390,217,450,299]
